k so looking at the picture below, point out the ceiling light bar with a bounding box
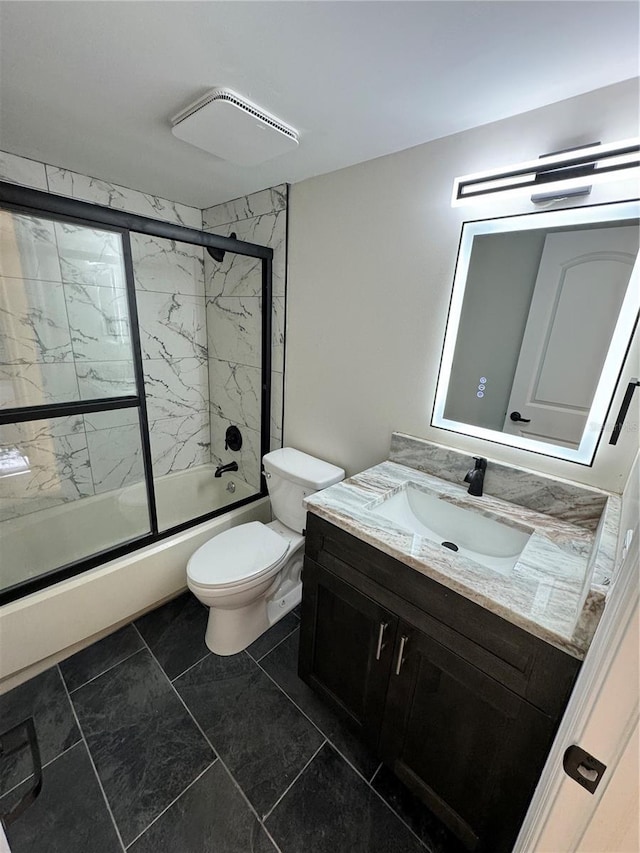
[452,137,640,206]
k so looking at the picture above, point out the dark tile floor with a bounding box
[0,592,464,853]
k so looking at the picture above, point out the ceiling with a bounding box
[0,1,638,209]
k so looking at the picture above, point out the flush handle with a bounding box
[395,635,409,675]
[375,622,388,661]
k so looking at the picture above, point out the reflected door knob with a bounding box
[510,411,531,423]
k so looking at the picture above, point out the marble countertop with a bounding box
[304,460,620,660]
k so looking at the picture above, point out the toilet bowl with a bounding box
[187,448,344,655]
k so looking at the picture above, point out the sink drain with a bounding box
[441,541,459,552]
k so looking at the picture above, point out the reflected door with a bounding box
[503,225,639,448]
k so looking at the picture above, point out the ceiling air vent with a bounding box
[171,88,299,166]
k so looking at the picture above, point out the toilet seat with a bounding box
[187,521,289,589]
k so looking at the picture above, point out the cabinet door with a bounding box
[299,558,398,749]
[380,623,556,853]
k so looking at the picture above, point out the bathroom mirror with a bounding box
[432,200,640,464]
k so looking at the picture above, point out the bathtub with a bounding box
[119,463,257,532]
[0,466,270,687]
[1,464,257,591]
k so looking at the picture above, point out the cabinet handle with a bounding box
[395,635,408,675]
[375,622,388,660]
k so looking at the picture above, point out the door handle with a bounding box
[395,635,409,675]
[375,622,388,661]
[510,411,531,423]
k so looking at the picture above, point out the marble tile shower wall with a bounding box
[203,185,287,490]
[0,213,138,520]
[1,151,289,517]
[130,234,210,478]
[0,151,209,520]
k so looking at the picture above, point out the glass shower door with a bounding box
[0,209,153,596]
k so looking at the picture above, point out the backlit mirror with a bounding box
[432,200,640,464]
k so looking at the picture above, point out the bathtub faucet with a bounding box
[215,461,238,478]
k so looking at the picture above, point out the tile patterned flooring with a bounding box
[0,593,464,852]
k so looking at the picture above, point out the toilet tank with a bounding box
[263,448,344,533]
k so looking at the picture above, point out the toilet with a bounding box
[187,447,344,655]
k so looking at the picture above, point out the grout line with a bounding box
[363,777,431,851]
[67,646,145,694]
[135,624,428,850]
[215,755,285,853]
[169,650,210,683]
[251,656,328,744]
[262,739,327,822]
[248,625,299,664]
[251,656,430,851]
[58,665,128,853]
[132,626,284,853]
[124,759,217,850]
[0,738,84,800]
[369,762,382,784]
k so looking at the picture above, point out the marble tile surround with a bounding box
[1,151,285,515]
[46,167,202,230]
[0,362,80,409]
[204,209,286,299]
[0,154,208,516]
[0,424,94,522]
[0,413,147,521]
[131,233,205,297]
[0,212,62,282]
[0,215,135,412]
[65,282,133,363]
[56,220,126,289]
[202,186,286,231]
[202,185,287,487]
[0,276,73,365]
[128,232,210,485]
[148,411,210,477]
[0,151,48,191]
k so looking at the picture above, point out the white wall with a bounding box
[285,79,640,492]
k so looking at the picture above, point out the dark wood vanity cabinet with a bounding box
[299,559,398,748]
[299,514,581,853]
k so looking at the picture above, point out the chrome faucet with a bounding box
[464,457,487,496]
[214,461,238,478]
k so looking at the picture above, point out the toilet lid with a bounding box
[187,522,289,587]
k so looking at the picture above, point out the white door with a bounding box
[503,225,638,447]
[515,449,639,852]
[518,547,639,852]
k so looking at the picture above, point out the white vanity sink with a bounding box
[369,486,532,573]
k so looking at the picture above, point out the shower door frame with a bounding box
[0,180,274,605]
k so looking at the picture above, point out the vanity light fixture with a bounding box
[451,137,640,206]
